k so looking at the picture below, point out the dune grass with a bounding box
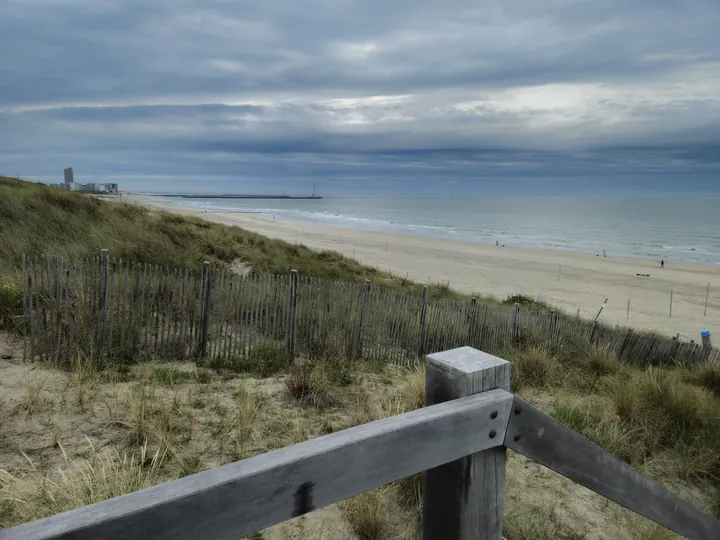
[0,177,468,331]
[2,175,719,536]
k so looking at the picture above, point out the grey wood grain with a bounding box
[504,396,720,540]
[0,389,512,540]
[423,346,510,540]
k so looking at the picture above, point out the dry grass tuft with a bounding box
[610,367,720,479]
[400,367,426,411]
[0,439,166,527]
[511,345,559,390]
[502,504,588,540]
[687,362,720,398]
[285,362,335,410]
[340,489,394,540]
[584,345,621,376]
[20,371,50,415]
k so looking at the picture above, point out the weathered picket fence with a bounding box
[2,347,718,540]
[22,251,720,366]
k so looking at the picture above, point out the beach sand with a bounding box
[126,195,720,340]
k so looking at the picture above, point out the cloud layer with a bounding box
[2,0,720,193]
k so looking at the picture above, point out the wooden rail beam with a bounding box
[504,396,720,540]
[0,390,513,540]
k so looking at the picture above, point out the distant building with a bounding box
[64,167,74,187]
[59,167,119,193]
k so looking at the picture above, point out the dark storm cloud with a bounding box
[1,0,720,192]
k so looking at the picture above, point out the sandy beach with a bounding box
[126,195,720,340]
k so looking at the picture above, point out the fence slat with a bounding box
[23,256,29,362]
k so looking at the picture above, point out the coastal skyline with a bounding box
[1,0,720,194]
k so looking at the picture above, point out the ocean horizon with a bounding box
[145,195,720,266]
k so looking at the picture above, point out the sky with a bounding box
[1,0,720,195]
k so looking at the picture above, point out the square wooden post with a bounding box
[423,346,510,540]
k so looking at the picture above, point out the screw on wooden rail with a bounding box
[490,410,498,419]
[514,405,523,415]
[489,429,497,439]
[513,434,522,442]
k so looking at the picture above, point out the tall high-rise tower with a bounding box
[63,167,74,187]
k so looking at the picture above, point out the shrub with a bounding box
[205,341,289,378]
[149,366,194,386]
[247,342,289,377]
[285,361,334,409]
[316,355,357,386]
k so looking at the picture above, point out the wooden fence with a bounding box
[22,251,720,366]
[2,347,718,540]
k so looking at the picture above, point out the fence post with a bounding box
[618,328,633,359]
[549,310,556,340]
[590,320,598,345]
[98,249,109,356]
[467,297,477,346]
[423,346,510,539]
[417,285,429,358]
[196,261,211,363]
[356,280,371,360]
[704,283,710,316]
[22,255,29,362]
[511,303,519,344]
[669,289,673,319]
[287,269,299,360]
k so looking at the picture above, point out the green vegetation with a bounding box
[2,174,719,536]
[0,176,465,330]
[204,342,290,377]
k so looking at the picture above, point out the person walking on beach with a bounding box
[661,260,664,268]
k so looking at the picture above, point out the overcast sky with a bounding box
[1,0,720,194]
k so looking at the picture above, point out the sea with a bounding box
[150,196,720,266]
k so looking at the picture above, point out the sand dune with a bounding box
[128,195,720,341]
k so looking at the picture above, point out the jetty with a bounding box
[160,194,323,200]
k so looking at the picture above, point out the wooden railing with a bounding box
[2,347,718,540]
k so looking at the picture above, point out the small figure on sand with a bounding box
[603,250,607,258]
[496,240,499,247]
[661,260,664,268]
